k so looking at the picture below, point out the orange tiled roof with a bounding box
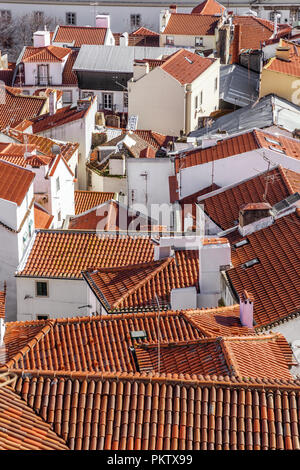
[175,129,300,170]
[30,104,90,133]
[53,25,107,47]
[192,0,226,15]
[34,204,54,229]
[200,166,300,231]
[163,13,221,36]
[83,251,199,311]
[132,26,159,37]
[264,40,300,77]
[161,49,215,85]
[0,378,69,450]
[227,210,300,328]
[7,370,300,450]
[0,288,5,320]
[0,160,34,205]
[21,45,71,63]
[17,231,155,279]
[0,87,47,129]
[134,333,294,380]
[62,50,79,86]
[74,190,115,214]
[134,130,173,149]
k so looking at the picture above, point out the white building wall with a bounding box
[24,62,65,86]
[89,170,127,194]
[49,159,75,228]
[160,33,217,49]
[16,277,90,321]
[179,148,300,198]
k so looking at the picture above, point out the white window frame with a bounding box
[35,281,49,297]
[62,90,73,105]
[102,92,113,110]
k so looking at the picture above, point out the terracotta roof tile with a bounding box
[7,370,300,450]
[30,103,90,133]
[83,250,199,311]
[226,211,300,328]
[161,49,215,85]
[0,380,68,450]
[200,165,300,230]
[0,160,34,205]
[175,129,300,170]
[34,204,54,229]
[265,42,300,77]
[53,25,107,47]
[74,190,115,214]
[17,231,155,279]
[0,287,6,320]
[192,0,226,15]
[0,87,47,129]
[62,50,78,86]
[163,13,221,36]
[132,27,159,37]
[22,45,71,63]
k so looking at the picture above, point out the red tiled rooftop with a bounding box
[62,50,79,86]
[175,129,300,170]
[0,288,5,320]
[7,369,300,450]
[192,0,226,15]
[74,190,115,214]
[53,25,107,47]
[131,27,159,37]
[83,251,199,311]
[34,204,54,229]
[30,103,91,133]
[0,160,34,205]
[135,333,293,380]
[0,87,47,129]
[227,210,300,328]
[200,166,300,231]
[17,231,155,279]
[161,49,215,85]
[264,40,300,77]
[0,378,68,450]
[163,13,221,36]
[22,45,71,63]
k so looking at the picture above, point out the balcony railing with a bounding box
[35,76,53,86]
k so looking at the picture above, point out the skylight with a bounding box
[233,238,249,249]
[242,258,260,269]
[269,146,285,154]
[265,137,281,146]
[184,56,193,64]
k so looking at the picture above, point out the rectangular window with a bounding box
[0,10,11,22]
[123,92,128,109]
[130,14,141,28]
[215,76,218,92]
[87,170,92,187]
[62,90,72,104]
[36,281,48,297]
[199,90,203,105]
[195,37,203,47]
[56,176,60,192]
[166,36,174,45]
[66,12,76,25]
[37,315,49,320]
[102,92,113,110]
[195,95,198,110]
[37,64,49,86]
[58,211,61,222]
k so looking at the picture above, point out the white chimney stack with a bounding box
[33,30,51,48]
[120,32,129,47]
[96,14,110,29]
[239,290,254,328]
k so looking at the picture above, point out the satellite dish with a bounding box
[51,144,61,155]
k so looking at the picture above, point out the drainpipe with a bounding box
[185,83,192,135]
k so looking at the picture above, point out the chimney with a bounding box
[276,46,291,62]
[239,290,254,328]
[49,90,57,115]
[33,30,51,48]
[159,9,171,33]
[169,4,177,13]
[239,202,273,236]
[120,32,129,47]
[133,61,149,81]
[96,14,110,29]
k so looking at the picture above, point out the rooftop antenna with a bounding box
[262,153,271,202]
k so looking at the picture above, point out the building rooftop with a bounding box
[220,64,259,107]
[192,0,226,15]
[264,40,300,78]
[162,13,221,36]
[21,45,71,63]
[52,25,108,47]
[160,49,216,85]
[0,87,47,129]
[34,204,54,230]
[0,160,34,206]
[74,190,115,215]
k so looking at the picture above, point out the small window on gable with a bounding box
[166,36,174,45]
[195,37,203,47]
[66,12,76,25]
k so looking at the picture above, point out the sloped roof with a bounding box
[0,377,69,450]
[135,333,294,380]
[192,0,226,15]
[176,129,300,170]
[21,45,71,63]
[4,370,299,450]
[30,104,90,133]
[53,25,107,47]
[83,251,199,311]
[227,210,300,328]
[199,165,300,231]
[17,231,155,279]
[0,160,34,205]
[189,95,300,138]
[163,13,221,36]
[132,27,159,36]
[34,204,54,229]
[0,87,46,129]
[220,64,259,107]
[74,190,115,214]
[0,288,5,320]
[160,49,215,85]
[264,40,300,78]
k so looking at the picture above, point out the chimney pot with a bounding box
[239,290,254,328]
